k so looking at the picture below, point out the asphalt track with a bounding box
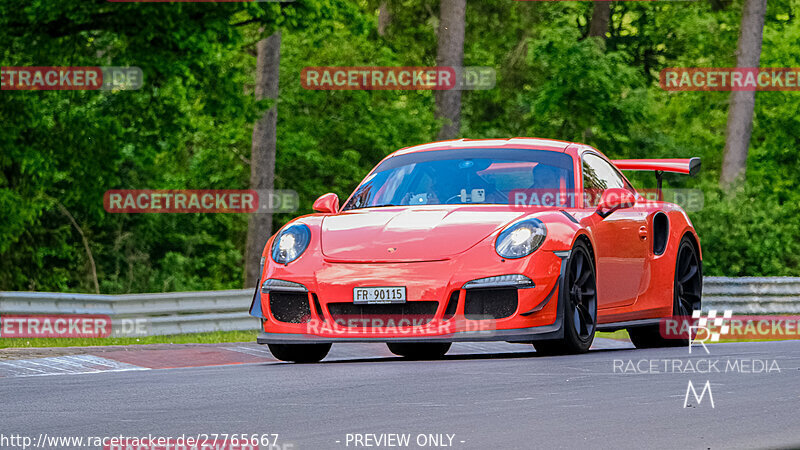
[1,339,799,450]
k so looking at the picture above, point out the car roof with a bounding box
[389,138,574,157]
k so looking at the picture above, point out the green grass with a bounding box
[0,330,259,349]
[595,328,799,343]
[596,330,631,340]
[3,328,790,350]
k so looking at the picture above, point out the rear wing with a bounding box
[611,158,701,176]
[611,157,701,201]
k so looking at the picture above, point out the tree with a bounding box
[588,3,611,40]
[720,0,768,188]
[378,1,391,36]
[245,31,281,288]
[434,0,467,140]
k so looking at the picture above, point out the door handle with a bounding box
[638,226,648,240]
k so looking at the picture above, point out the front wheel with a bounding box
[387,342,451,360]
[533,240,597,355]
[267,343,331,363]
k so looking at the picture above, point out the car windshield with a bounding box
[342,148,575,210]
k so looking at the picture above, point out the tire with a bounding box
[267,343,331,363]
[533,240,597,355]
[628,235,702,348]
[386,342,451,360]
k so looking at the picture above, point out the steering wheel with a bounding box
[445,194,463,204]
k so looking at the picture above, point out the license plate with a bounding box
[353,286,406,304]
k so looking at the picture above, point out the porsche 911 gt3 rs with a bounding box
[250,138,703,362]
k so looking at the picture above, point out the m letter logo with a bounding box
[684,380,715,408]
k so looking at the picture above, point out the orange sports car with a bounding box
[250,138,702,362]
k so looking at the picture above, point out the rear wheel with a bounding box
[533,240,597,355]
[387,342,451,360]
[629,235,702,348]
[267,343,331,363]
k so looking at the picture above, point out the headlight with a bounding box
[271,224,311,265]
[495,218,547,259]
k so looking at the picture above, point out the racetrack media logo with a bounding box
[103,189,299,214]
[301,66,495,90]
[660,68,800,91]
[613,309,783,409]
[1,67,143,90]
[691,309,732,343]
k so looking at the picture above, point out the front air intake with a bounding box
[312,293,326,320]
[269,292,312,323]
[443,291,459,320]
[327,301,438,327]
[464,288,518,320]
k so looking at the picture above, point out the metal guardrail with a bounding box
[703,277,800,314]
[0,290,257,336]
[0,277,798,336]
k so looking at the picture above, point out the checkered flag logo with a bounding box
[692,309,732,341]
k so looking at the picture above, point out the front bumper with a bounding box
[256,321,563,344]
[252,249,568,343]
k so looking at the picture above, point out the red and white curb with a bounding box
[0,338,633,378]
[0,344,276,378]
[0,354,148,378]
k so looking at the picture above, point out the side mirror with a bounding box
[313,193,340,214]
[596,188,636,218]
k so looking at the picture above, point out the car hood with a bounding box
[320,206,526,262]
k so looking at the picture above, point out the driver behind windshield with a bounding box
[415,160,505,205]
[529,163,564,207]
[341,149,576,211]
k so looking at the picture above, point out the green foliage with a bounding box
[1,0,799,293]
[693,183,800,276]
[0,1,273,292]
